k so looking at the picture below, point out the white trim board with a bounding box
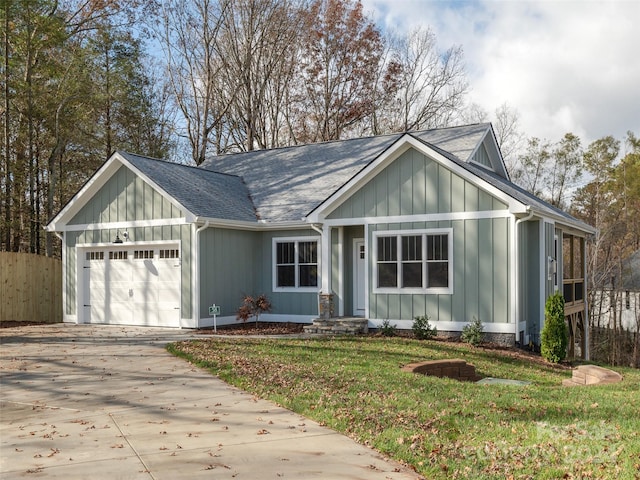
[323,209,511,227]
[61,217,189,232]
[368,318,516,334]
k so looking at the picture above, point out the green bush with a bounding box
[379,319,397,337]
[412,315,437,340]
[461,317,484,346]
[541,292,567,363]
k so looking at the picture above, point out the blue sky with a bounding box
[361,0,640,149]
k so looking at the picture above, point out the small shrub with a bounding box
[379,319,397,337]
[541,292,567,363]
[412,315,437,340]
[461,317,484,346]
[236,294,272,327]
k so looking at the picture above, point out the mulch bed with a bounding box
[0,321,55,328]
[197,322,305,336]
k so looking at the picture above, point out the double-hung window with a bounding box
[374,229,452,293]
[273,237,319,291]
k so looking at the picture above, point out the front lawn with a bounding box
[168,336,640,479]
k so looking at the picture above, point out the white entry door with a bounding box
[353,239,366,316]
[83,247,181,327]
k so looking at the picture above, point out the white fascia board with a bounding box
[307,134,528,223]
[59,217,189,232]
[194,217,309,231]
[543,214,596,236]
[46,152,198,231]
[46,154,122,231]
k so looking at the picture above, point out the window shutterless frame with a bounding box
[272,236,321,292]
[372,228,453,295]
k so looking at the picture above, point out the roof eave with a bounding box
[194,217,310,231]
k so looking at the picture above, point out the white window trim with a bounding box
[372,228,453,295]
[272,236,321,292]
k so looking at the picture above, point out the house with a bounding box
[590,249,640,333]
[45,123,595,356]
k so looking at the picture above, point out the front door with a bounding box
[353,239,365,316]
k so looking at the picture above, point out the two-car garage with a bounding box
[81,245,182,327]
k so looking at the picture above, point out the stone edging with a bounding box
[562,365,623,386]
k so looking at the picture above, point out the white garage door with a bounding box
[83,247,181,327]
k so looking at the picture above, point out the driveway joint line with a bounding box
[109,412,156,480]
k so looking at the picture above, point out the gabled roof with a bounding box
[406,137,596,234]
[46,151,256,230]
[47,123,594,236]
[119,152,256,222]
[201,124,494,223]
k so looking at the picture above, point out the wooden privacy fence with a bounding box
[0,252,62,323]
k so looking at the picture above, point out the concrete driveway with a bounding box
[0,324,421,479]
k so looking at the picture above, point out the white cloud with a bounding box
[361,0,640,146]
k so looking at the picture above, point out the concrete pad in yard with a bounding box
[1,324,422,479]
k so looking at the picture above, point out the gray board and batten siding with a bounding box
[199,228,321,320]
[367,218,510,325]
[65,165,193,319]
[325,147,511,325]
[326,148,508,219]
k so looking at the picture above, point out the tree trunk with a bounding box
[3,0,11,251]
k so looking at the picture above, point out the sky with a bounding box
[360,0,640,150]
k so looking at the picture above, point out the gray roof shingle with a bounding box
[119,151,256,222]
[201,124,491,222]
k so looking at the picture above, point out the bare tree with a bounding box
[380,26,468,132]
[217,0,303,151]
[493,103,524,177]
[514,137,552,197]
[548,133,582,208]
[154,0,231,163]
[512,132,582,208]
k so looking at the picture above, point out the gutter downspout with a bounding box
[310,223,330,316]
[193,220,210,329]
[310,223,323,236]
[55,232,67,323]
[514,208,534,345]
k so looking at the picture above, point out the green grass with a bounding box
[168,336,640,479]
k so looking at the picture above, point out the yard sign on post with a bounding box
[209,304,221,332]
